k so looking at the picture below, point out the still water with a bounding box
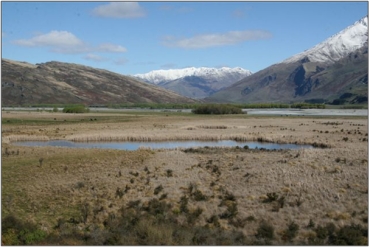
[14,140,313,151]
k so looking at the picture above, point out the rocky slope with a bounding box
[207,16,368,104]
[1,59,197,106]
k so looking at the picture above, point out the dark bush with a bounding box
[62,105,90,113]
[2,215,47,245]
[263,192,279,203]
[179,196,189,213]
[187,207,203,225]
[207,215,220,227]
[282,221,299,242]
[142,198,171,217]
[166,169,173,177]
[192,104,243,115]
[307,219,315,228]
[291,103,326,109]
[330,224,367,245]
[154,185,164,195]
[219,202,238,219]
[192,189,208,201]
[256,221,275,241]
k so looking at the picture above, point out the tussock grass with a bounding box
[2,111,368,245]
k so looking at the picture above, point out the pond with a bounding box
[13,140,313,151]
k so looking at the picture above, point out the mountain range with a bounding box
[134,67,252,99]
[135,16,368,104]
[207,16,368,104]
[2,16,367,106]
[1,59,196,106]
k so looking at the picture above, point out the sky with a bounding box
[1,1,368,75]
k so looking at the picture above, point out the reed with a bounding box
[65,133,254,142]
[3,135,49,143]
[197,125,228,129]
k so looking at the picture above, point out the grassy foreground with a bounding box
[1,110,368,245]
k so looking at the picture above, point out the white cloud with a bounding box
[161,63,177,69]
[232,10,245,18]
[159,5,172,11]
[12,30,127,55]
[114,58,129,65]
[159,5,193,13]
[97,43,127,53]
[13,30,88,53]
[92,2,145,18]
[84,53,107,62]
[162,30,272,49]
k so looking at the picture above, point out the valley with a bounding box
[2,3,367,246]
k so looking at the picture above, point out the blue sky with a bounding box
[2,1,368,75]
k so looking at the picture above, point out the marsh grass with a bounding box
[1,111,368,245]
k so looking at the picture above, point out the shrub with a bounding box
[282,221,299,242]
[142,198,171,217]
[229,217,247,228]
[187,207,203,225]
[307,219,315,228]
[223,191,236,201]
[291,103,326,109]
[166,169,173,177]
[256,221,275,241]
[219,202,238,219]
[330,224,367,245]
[2,215,47,245]
[262,192,279,203]
[191,189,208,201]
[159,193,168,200]
[179,196,189,213]
[192,104,243,115]
[127,200,141,209]
[154,185,164,195]
[207,215,220,228]
[62,105,90,113]
[308,222,367,245]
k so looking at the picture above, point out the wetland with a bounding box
[1,109,368,245]
[13,139,313,150]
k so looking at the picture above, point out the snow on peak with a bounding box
[283,15,368,64]
[134,67,252,84]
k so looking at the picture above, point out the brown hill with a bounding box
[1,59,197,106]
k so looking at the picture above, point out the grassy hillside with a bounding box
[1,59,197,106]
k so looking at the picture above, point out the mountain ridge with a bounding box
[134,67,252,84]
[207,16,368,104]
[134,67,252,99]
[282,15,368,64]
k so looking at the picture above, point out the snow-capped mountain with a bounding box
[283,16,368,64]
[134,67,252,85]
[208,16,368,104]
[134,67,252,99]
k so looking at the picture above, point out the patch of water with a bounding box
[13,140,313,150]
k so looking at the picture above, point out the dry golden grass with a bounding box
[1,110,368,244]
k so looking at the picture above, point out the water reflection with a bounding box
[14,140,313,150]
